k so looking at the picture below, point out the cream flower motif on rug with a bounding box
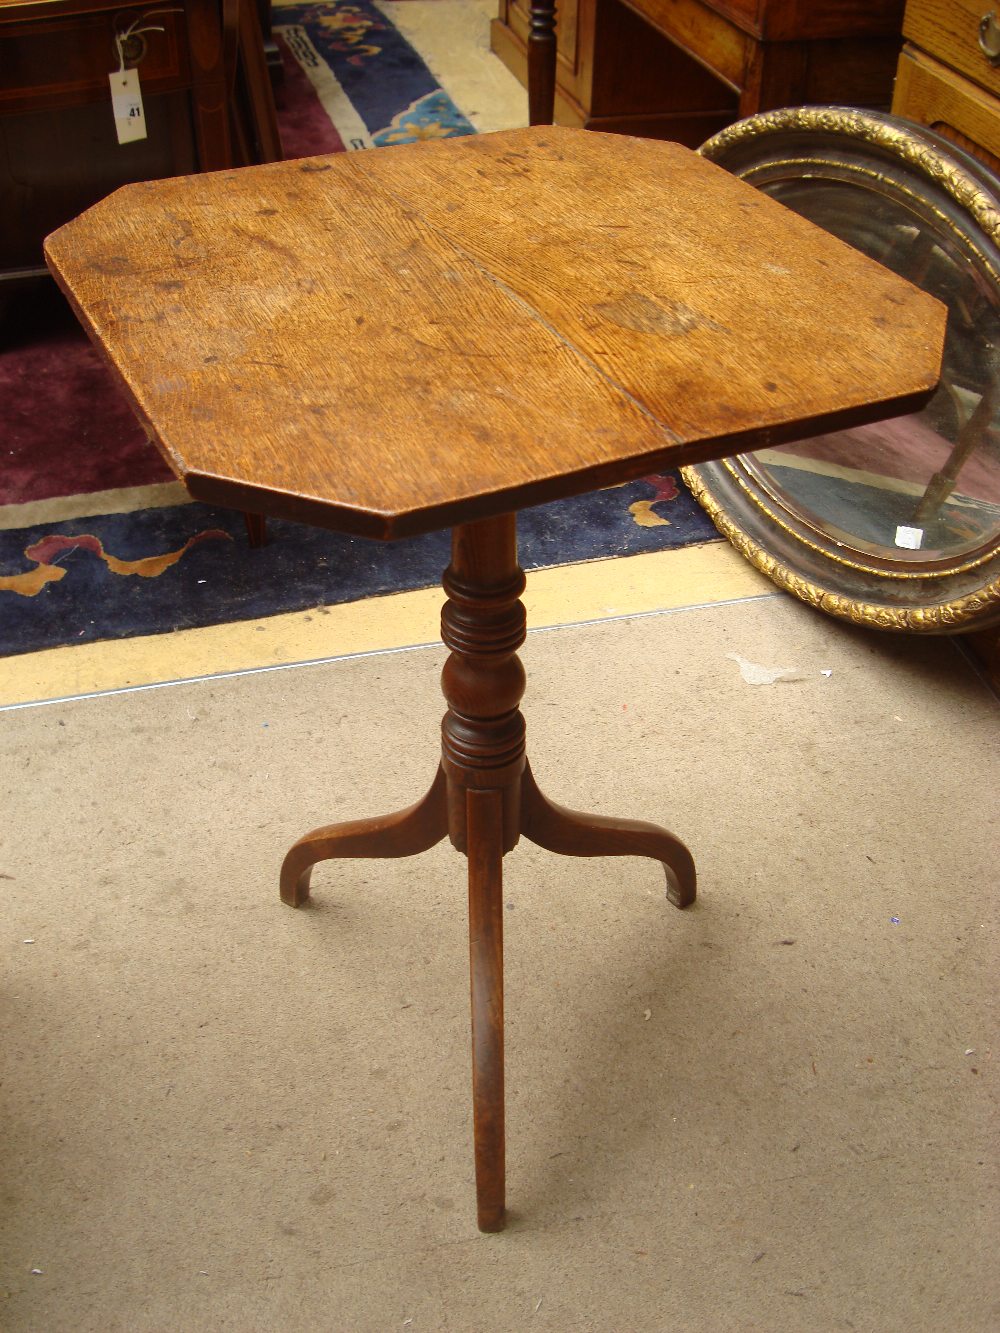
[373,91,474,146]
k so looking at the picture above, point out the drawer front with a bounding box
[893,45,1000,168]
[707,0,762,36]
[684,0,903,41]
[903,0,1000,97]
[629,0,749,86]
[0,6,187,113]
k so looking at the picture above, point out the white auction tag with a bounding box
[894,524,924,550]
[109,68,147,144]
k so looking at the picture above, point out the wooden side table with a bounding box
[45,126,945,1231]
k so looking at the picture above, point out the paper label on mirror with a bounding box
[894,525,924,550]
[109,70,147,145]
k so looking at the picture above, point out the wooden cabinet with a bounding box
[491,0,734,140]
[491,0,905,143]
[0,0,280,277]
[892,0,1000,171]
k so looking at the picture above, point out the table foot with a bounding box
[279,764,449,906]
[520,761,697,908]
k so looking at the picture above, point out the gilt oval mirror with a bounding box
[684,107,1000,632]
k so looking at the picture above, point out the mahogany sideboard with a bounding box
[492,0,906,143]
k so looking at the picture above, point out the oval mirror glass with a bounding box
[684,108,1000,632]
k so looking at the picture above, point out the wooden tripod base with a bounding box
[279,514,696,1233]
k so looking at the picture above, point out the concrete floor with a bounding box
[2,592,996,1330]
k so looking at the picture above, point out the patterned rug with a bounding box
[0,0,719,659]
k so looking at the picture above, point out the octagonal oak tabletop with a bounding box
[44,126,946,541]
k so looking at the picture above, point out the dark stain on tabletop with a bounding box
[595,292,730,337]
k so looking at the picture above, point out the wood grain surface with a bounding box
[45,125,946,540]
[903,0,1000,96]
[894,46,1000,168]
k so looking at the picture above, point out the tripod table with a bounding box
[45,126,945,1232]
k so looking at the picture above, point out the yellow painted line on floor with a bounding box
[527,540,770,626]
[0,481,189,531]
[0,542,772,707]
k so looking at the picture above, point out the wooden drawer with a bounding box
[686,0,903,41]
[0,4,187,115]
[893,45,1000,167]
[903,0,1000,96]
[708,0,761,35]
[628,0,748,86]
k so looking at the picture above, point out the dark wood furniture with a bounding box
[0,0,280,279]
[494,0,906,144]
[256,0,283,90]
[45,126,945,1232]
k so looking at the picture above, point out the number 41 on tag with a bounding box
[109,69,147,145]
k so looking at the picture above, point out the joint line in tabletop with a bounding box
[352,175,684,449]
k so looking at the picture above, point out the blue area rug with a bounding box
[275,0,476,146]
[0,478,719,656]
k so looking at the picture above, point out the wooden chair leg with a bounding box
[466,786,506,1232]
[235,0,284,163]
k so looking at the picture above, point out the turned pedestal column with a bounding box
[279,513,695,1231]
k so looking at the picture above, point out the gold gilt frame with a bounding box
[683,106,1000,633]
